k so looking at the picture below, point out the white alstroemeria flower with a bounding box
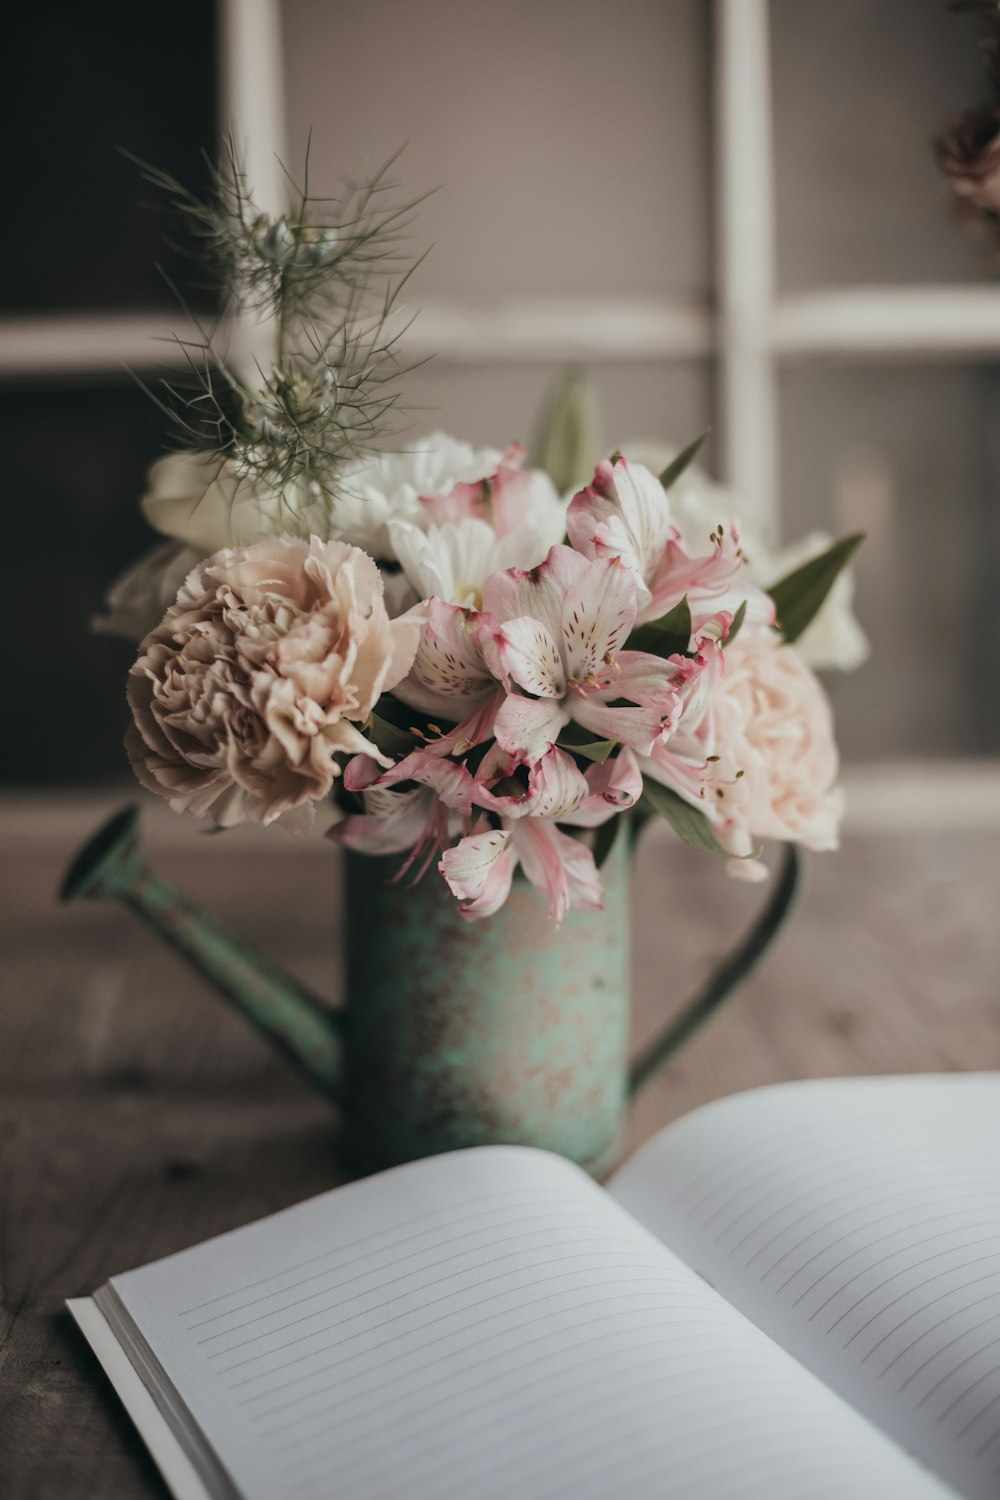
[619,440,869,671]
[141,450,325,552]
[388,517,555,610]
[329,433,502,561]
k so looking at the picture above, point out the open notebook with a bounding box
[69,1073,1000,1500]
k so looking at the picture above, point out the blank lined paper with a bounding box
[105,1146,947,1500]
[612,1073,1000,1500]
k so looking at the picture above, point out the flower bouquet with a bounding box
[75,150,867,1169]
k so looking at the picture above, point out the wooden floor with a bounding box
[1,795,999,1497]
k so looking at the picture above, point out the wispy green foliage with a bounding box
[127,138,430,499]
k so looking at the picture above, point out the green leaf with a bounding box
[658,430,710,492]
[626,595,692,658]
[556,724,615,763]
[640,777,729,855]
[366,695,442,759]
[366,711,418,760]
[591,819,619,870]
[530,368,604,495]
[724,599,747,647]
[769,533,864,645]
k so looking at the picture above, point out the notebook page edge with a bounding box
[67,1297,214,1500]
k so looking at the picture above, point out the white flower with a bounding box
[329,432,502,561]
[141,450,326,552]
[330,433,567,614]
[97,449,331,642]
[388,517,557,610]
[93,540,202,641]
[620,441,868,671]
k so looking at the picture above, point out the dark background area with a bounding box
[3,3,218,783]
[4,4,218,315]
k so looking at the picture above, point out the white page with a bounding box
[98,1143,949,1500]
[611,1073,1000,1500]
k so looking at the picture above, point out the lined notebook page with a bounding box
[105,1146,946,1500]
[611,1073,1000,1500]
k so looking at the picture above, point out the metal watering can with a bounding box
[61,806,798,1176]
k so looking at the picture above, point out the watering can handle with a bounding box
[627,844,801,1100]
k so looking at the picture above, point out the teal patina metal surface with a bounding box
[61,807,799,1174]
[342,834,632,1174]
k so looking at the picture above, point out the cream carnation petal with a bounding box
[705,635,844,855]
[126,535,401,829]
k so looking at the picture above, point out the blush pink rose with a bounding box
[126,535,420,830]
[707,635,844,873]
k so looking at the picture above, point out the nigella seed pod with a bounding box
[298,227,340,268]
[313,368,335,415]
[244,407,286,446]
[243,366,337,448]
[251,213,298,266]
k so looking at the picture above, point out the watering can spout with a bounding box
[60,806,346,1100]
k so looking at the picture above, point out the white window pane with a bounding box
[281,0,710,300]
[780,365,1000,760]
[772,0,990,293]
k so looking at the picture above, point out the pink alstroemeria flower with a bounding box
[440,821,601,923]
[633,616,731,811]
[483,544,682,764]
[392,596,504,755]
[441,747,642,922]
[330,749,478,877]
[470,743,639,822]
[567,455,774,628]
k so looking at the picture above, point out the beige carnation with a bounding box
[709,635,843,872]
[127,536,420,830]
